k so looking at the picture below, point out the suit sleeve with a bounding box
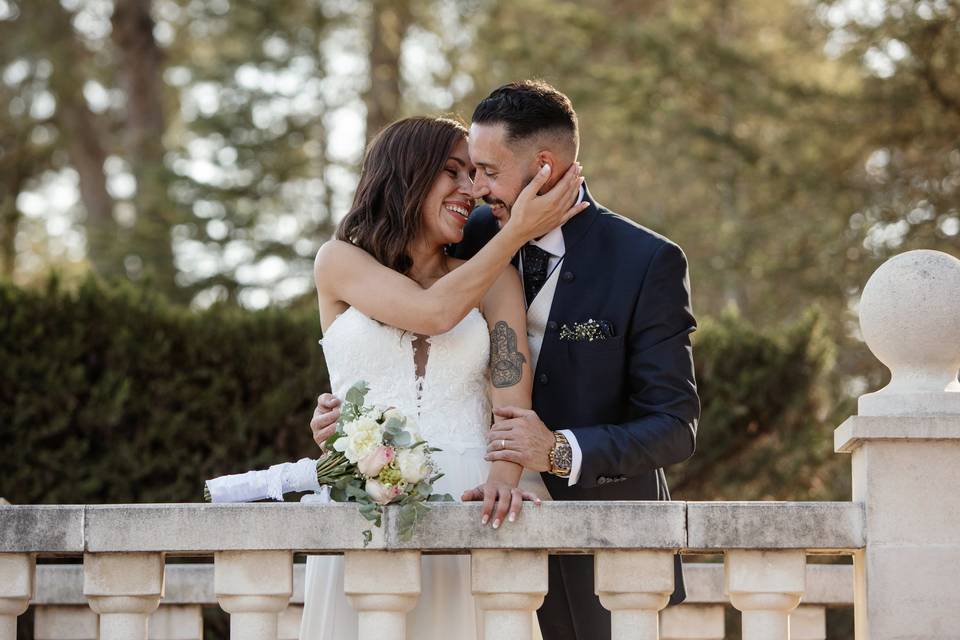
[568,241,699,489]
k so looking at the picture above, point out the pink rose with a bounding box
[358,445,395,477]
[365,478,401,505]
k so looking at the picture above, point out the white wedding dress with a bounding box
[299,306,549,640]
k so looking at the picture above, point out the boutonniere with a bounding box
[559,318,615,342]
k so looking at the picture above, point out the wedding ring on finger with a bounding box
[500,439,506,450]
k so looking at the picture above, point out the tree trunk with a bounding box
[111,0,178,295]
[41,2,118,279]
[364,0,412,145]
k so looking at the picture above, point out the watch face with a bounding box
[555,444,572,471]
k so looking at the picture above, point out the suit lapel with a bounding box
[531,184,602,382]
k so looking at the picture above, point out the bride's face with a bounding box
[419,138,475,246]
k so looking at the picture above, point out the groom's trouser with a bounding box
[536,554,686,640]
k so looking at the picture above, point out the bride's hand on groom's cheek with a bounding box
[310,393,341,450]
[461,482,542,529]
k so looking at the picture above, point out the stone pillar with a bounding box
[277,604,304,640]
[34,606,98,640]
[790,605,826,640]
[149,604,204,640]
[0,554,34,640]
[724,550,805,640]
[83,553,165,640]
[835,250,960,639]
[344,551,420,640]
[595,550,675,640]
[471,550,547,640]
[215,551,292,640]
[659,604,725,640]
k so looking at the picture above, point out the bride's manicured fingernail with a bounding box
[481,514,489,525]
[492,519,501,529]
[508,513,516,523]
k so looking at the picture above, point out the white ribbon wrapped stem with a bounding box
[206,457,321,503]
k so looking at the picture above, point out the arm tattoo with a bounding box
[490,320,527,388]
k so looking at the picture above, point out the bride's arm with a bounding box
[462,267,539,528]
[314,163,585,335]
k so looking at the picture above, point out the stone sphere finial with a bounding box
[858,249,960,416]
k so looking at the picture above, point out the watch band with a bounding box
[549,431,572,477]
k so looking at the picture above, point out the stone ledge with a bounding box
[835,415,960,453]
[686,502,865,551]
[0,506,84,553]
[1,501,866,554]
[383,501,686,551]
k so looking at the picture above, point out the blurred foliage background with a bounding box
[4,0,959,499]
[5,2,957,635]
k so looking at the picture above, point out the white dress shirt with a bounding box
[518,186,585,486]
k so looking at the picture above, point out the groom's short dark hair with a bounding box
[472,80,579,152]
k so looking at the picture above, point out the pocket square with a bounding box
[559,318,615,342]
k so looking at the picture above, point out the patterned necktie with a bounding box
[522,244,551,306]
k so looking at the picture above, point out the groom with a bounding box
[311,81,699,640]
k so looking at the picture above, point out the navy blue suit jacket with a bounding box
[453,184,700,501]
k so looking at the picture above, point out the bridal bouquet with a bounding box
[204,381,452,544]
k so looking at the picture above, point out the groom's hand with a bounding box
[485,407,554,472]
[310,393,341,450]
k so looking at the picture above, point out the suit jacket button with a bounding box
[538,373,549,385]
[547,321,558,331]
[562,271,575,282]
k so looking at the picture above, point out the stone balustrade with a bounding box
[24,560,855,640]
[1,501,863,640]
[1,249,958,640]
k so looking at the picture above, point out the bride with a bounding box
[299,116,585,640]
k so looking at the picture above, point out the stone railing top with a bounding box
[0,501,865,554]
[31,561,854,606]
[858,249,960,417]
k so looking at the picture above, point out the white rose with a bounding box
[365,478,400,505]
[382,407,405,423]
[396,447,430,484]
[334,416,384,463]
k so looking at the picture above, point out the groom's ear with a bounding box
[535,150,562,190]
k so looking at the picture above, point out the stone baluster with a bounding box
[471,550,547,640]
[149,604,204,640]
[277,604,304,640]
[659,604,725,640]
[835,249,960,639]
[83,553,165,640]
[724,550,805,640]
[215,551,292,640]
[790,605,826,640]
[344,551,421,640]
[34,605,98,640]
[595,550,675,640]
[0,554,34,640]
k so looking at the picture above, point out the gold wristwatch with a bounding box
[548,431,572,478]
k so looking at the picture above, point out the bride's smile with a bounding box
[420,138,476,245]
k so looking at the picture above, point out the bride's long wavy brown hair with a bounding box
[336,116,469,275]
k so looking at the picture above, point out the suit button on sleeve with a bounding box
[538,373,549,385]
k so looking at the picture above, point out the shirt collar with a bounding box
[529,184,582,257]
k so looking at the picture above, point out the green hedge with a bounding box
[0,278,847,505]
[1,278,327,504]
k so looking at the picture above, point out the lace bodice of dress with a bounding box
[320,307,492,452]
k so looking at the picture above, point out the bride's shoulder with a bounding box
[315,239,367,272]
